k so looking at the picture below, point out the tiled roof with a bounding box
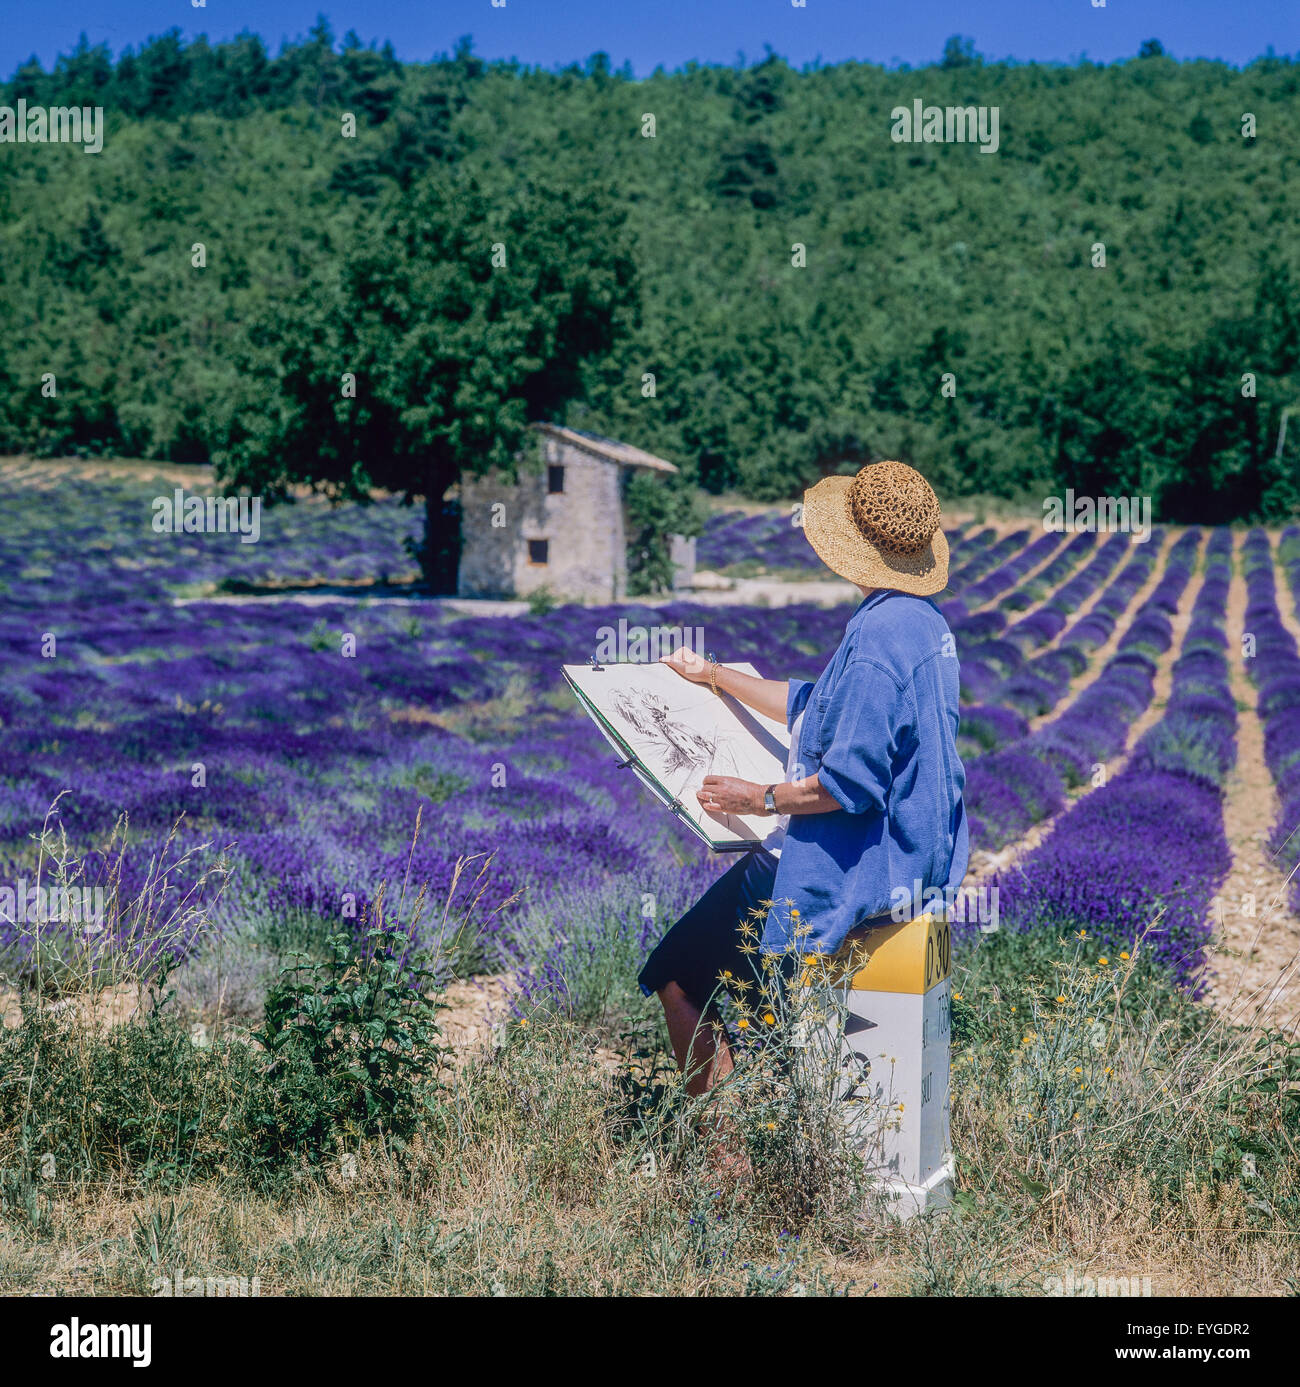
[533,422,678,474]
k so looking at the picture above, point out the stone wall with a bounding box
[457,436,627,602]
[668,534,696,591]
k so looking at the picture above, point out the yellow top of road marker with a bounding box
[845,912,952,995]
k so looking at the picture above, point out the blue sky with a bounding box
[5,0,1299,78]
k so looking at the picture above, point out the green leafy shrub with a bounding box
[526,585,558,615]
[250,928,447,1161]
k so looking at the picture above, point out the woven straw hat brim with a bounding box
[802,475,950,597]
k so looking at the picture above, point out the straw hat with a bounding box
[801,460,949,596]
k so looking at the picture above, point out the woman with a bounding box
[638,460,968,1097]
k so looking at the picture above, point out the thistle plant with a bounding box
[673,903,882,1224]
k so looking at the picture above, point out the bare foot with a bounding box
[698,1121,753,1191]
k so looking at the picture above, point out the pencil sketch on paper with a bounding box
[610,687,743,781]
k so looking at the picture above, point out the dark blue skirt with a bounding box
[637,848,780,1009]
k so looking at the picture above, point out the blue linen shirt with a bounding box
[763,590,969,955]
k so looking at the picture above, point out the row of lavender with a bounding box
[695,507,984,575]
[957,530,1138,736]
[991,531,1236,989]
[949,530,1084,617]
[937,528,1036,621]
[0,467,423,611]
[962,531,1202,850]
[1244,530,1300,911]
[940,532,1091,666]
[955,544,1123,753]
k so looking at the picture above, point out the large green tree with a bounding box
[7,31,1300,522]
[213,166,640,589]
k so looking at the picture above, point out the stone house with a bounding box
[457,423,694,602]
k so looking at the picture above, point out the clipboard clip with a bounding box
[615,755,635,770]
[589,654,604,671]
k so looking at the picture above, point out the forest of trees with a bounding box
[3,23,1300,533]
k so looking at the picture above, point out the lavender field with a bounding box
[1,461,883,1029]
[2,458,1298,1298]
[2,460,1297,1010]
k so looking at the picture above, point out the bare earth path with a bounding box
[1206,536,1300,1032]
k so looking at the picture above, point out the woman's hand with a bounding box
[697,776,763,816]
[661,653,790,723]
[659,647,712,683]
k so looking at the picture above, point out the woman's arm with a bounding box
[658,647,788,724]
[697,773,840,817]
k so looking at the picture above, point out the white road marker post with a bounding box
[828,910,954,1218]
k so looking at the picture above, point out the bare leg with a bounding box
[657,980,733,1096]
[658,981,751,1182]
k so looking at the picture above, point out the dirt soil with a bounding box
[1204,536,1300,1031]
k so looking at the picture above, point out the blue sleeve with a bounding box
[787,678,815,731]
[816,658,902,815]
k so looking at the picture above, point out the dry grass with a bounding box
[3,828,1296,1297]
[3,945,1297,1298]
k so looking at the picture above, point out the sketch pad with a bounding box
[562,661,791,851]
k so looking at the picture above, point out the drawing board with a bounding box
[563,661,792,850]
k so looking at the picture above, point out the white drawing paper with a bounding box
[563,661,791,849]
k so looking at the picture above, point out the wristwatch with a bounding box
[763,784,778,815]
